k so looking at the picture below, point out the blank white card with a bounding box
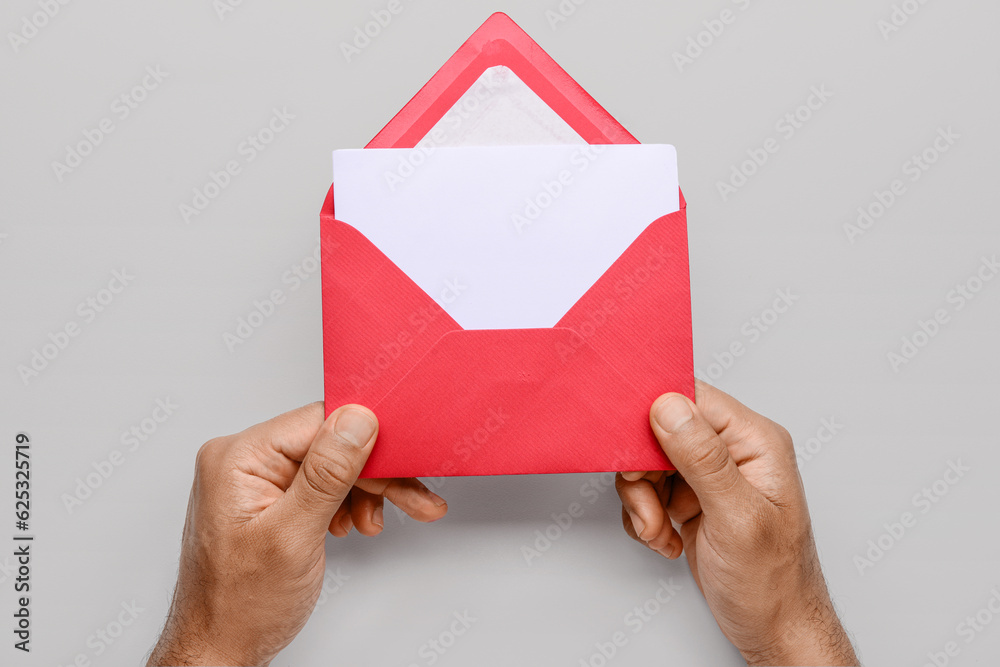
[332,144,679,330]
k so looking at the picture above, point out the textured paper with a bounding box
[320,12,693,477]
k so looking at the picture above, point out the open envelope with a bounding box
[321,12,693,478]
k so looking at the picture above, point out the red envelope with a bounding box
[321,12,692,478]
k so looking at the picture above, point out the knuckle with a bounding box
[271,525,313,564]
[736,501,780,546]
[302,450,358,499]
[244,522,302,567]
[738,415,794,455]
[769,421,794,448]
[686,436,730,480]
[753,506,779,543]
[195,437,227,472]
[286,404,325,436]
[646,527,670,550]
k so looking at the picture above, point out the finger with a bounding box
[694,380,790,450]
[328,494,353,538]
[246,402,327,460]
[273,405,378,536]
[620,505,683,560]
[664,475,702,525]
[621,506,642,541]
[615,473,664,542]
[225,403,327,490]
[650,394,753,515]
[679,515,704,591]
[641,474,683,558]
[644,516,683,560]
[355,478,448,523]
[692,380,750,434]
[620,470,674,483]
[350,488,384,536]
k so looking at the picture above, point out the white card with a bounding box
[332,144,679,330]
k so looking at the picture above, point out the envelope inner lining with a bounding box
[415,66,586,148]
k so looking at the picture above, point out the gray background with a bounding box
[2,1,999,665]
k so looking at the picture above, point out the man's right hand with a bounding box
[616,381,859,666]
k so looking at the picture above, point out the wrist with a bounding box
[147,615,270,667]
[741,591,858,667]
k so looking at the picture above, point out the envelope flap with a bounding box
[557,207,694,402]
[367,12,638,149]
[322,213,462,407]
[360,328,672,477]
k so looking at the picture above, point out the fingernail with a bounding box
[654,396,693,432]
[335,408,377,448]
[423,488,447,508]
[621,471,644,482]
[629,511,646,540]
[372,505,384,528]
[339,513,353,535]
[659,542,681,560]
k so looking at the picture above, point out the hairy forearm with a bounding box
[147,614,261,667]
[742,593,859,667]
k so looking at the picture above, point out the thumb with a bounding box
[279,405,378,536]
[650,394,751,515]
